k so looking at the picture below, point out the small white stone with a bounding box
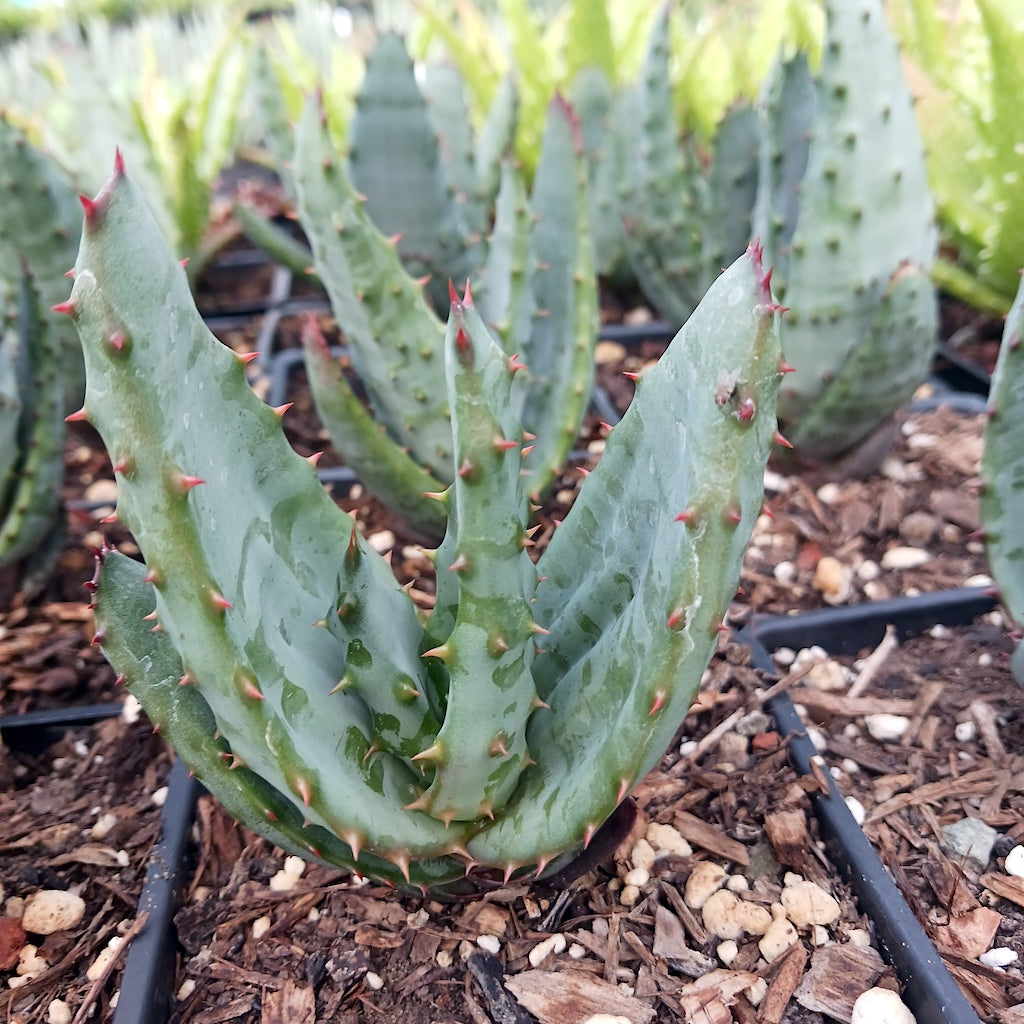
[151,786,168,808]
[880,546,931,570]
[746,978,768,1007]
[725,875,749,893]
[850,987,917,1024]
[630,838,657,872]
[865,714,911,742]
[86,937,123,981]
[806,659,848,692]
[846,797,866,825]
[773,646,796,667]
[619,884,640,907]
[269,869,299,892]
[582,1015,631,1024]
[811,925,830,946]
[928,623,950,639]
[978,652,993,668]
[847,928,872,948]
[815,482,841,505]
[773,561,796,584]
[528,933,566,966]
[758,917,799,962]
[568,943,586,959]
[365,971,384,991]
[781,880,841,927]
[22,891,86,935]
[252,915,272,939]
[685,862,727,909]
[623,867,650,888]
[85,478,119,506]
[476,934,501,955]
[436,950,453,968]
[842,758,860,775]
[678,739,698,757]
[366,530,395,553]
[954,720,977,742]
[90,812,118,840]
[806,727,828,753]
[965,573,994,588]
[702,889,772,940]
[813,556,853,604]
[16,944,48,977]
[717,939,738,965]
[979,947,1018,969]
[176,979,196,1000]
[47,1000,73,1024]
[1004,845,1024,878]
[645,823,692,857]
[857,559,881,581]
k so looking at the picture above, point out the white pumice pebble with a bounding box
[865,714,911,742]
[619,884,640,907]
[928,624,950,639]
[22,891,86,935]
[842,758,860,774]
[684,862,727,909]
[845,796,866,825]
[476,934,501,955]
[435,950,453,968]
[629,839,656,872]
[880,545,931,570]
[978,652,992,667]
[758,917,799,961]
[979,947,1018,969]
[746,978,768,1007]
[366,530,395,553]
[151,786,168,808]
[780,880,841,927]
[1004,845,1024,878]
[46,1000,72,1024]
[365,971,384,991]
[717,940,738,966]
[582,1015,631,1024]
[90,812,118,840]
[847,929,872,948]
[120,694,142,724]
[850,987,916,1024]
[805,727,828,753]
[857,559,881,581]
[773,646,796,667]
[86,937,123,981]
[955,720,977,742]
[623,867,649,888]
[725,875,749,893]
[176,979,196,1000]
[569,943,586,959]
[528,933,566,966]
[815,482,841,505]
[773,561,796,584]
[252,916,272,939]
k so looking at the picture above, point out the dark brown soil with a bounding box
[1,256,1022,1023]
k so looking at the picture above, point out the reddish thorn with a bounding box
[599,421,614,433]
[90,632,105,646]
[508,353,527,374]
[179,257,190,269]
[448,554,469,573]
[208,589,233,610]
[667,607,685,629]
[64,268,75,278]
[79,193,100,221]
[237,350,259,365]
[578,466,590,478]
[457,459,474,478]
[773,430,794,449]
[462,280,474,306]
[761,503,774,521]
[412,273,432,289]
[385,231,403,246]
[622,371,640,382]
[735,397,756,422]
[265,810,278,822]
[180,474,205,492]
[648,691,666,716]
[715,621,731,634]
[99,512,118,524]
[725,506,742,524]
[52,300,77,317]
[296,776,313,807]
[768,303,790,314]
[521,445,537,458]
[674,508,696,525]
[448,280,460,305]
[778,359,796,375]
[455,326,470,352]
[582,823,597,850]
[615,779,630,805]
[113,148,126,175]
[112,457,130,474]
[763,266,774,292]
[114,674,127,687]
[493,436,518,451]
[65,406,88,423]
[272,402,293,417]
[306,451,324,467]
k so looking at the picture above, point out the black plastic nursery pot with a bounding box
[744,586,1003,1024]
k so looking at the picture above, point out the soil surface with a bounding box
[1,254,1022,1023]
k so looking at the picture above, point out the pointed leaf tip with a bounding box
[113,148,126,175]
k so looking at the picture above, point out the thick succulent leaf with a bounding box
[466,244,783,870]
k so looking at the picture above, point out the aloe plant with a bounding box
[0,269,64,603]
[753,0,938,462]
[980,273,1024,685]
[69,152,783,889]
[295,88,597,542]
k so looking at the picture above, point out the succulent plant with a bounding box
[0,114,84,407]
[753,0,938,463]
[0,268,65,604]
[980,272,1024,686]
[617,5,761,324]
[70,153,784,889]
[295,88,597,542]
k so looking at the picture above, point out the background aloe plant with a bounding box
[753,0,938,463]
[979,273,1024,685]
[70,153,783,889]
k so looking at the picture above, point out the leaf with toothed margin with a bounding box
[66,156,478,867]
[980,273,1024,685]
[93,549,470,889]
[293,92,454,486]
[301,317,448,542]
[410,287,539,823]
[465,243,783,869]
